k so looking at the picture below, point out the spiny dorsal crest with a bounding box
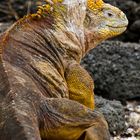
[33,0,104,18]
[32,0,63,18]
[88,0,104,10]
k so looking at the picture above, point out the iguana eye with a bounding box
[104,10,115,18]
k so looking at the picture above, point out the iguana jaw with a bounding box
[106,25,127,35]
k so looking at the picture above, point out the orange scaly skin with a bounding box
[0,0,128,140]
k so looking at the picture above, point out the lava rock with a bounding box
[130,20,140,32]
[104,0,117,5]
[0,1,37,22]
[95,95,126,135]
[81,41,140,101]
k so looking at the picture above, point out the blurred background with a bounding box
[0,0,140,140]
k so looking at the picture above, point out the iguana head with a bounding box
[85,0,128,49]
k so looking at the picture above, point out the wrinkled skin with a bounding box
[0,0,128,140]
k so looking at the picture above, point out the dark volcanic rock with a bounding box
[130,20,140,32]
[0,1,37,22]
[95,95,126,135]
[81,41,140,101]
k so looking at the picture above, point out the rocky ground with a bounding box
[0,0,140,140]
[111,101,140,140]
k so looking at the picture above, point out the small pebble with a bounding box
[111,136,138,140]
[129,112,140,127]
[135,105,140,113]
[122,137,138,140]
[126,128,135,135]
[112,102,140,140]
[136,128,140,135]
[127,104,134,111]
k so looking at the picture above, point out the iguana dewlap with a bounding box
[0,0,128,140]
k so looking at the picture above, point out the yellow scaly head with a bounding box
[85,0,128,50]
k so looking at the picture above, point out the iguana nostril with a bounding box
[118,11,128,26]
[120,12,127,19]
[122,15,128,26]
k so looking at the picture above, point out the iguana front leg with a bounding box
[39,98,109,140]
[65,62,95,110]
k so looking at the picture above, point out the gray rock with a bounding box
[130,20,140,32]
[95,95,126,135]
[81,41,140,101]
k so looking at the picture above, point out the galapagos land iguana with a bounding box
[0,0,128,140]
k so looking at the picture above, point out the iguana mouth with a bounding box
[107,25,127,29]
